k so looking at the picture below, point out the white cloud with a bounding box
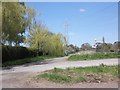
[80,8,86,12]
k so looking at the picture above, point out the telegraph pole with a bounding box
[64,20,70,45]
[64,20,70,56]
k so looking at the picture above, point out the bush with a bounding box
[2,45,37,63]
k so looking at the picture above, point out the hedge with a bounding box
[2,45,37,63]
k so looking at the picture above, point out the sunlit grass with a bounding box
[36,65,119,83]
[68,52,119,61]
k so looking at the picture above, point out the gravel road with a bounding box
[1,57,119,88]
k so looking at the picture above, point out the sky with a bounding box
[25,2,118,47]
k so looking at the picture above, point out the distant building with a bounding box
[92,37,105,49]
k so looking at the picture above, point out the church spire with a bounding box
[102,37,105,43]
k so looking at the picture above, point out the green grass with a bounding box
[39,55,64,60]
[2,56,44,67]
[2,55,64,67]
[68,52,119,61]
[39,73,71,83]
[36,65,119,83]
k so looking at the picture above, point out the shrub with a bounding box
[2,45,37,63]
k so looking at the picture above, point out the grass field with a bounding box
[68,52,119,61]
[36,65,119,83]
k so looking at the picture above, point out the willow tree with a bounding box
[2,2,35,46]
[25,23,65,56]
[25,24,51,55]
[49,33,65,56]
[2,2,26,45]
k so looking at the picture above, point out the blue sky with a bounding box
[25,2,118,47]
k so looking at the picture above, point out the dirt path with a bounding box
[1,57,118,88]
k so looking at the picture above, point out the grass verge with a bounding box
[2,56,44,67]
[36,65,119,83]
[2,55,63,67]
[68,52,119,61]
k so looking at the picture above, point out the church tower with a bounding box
[102,37,105,43]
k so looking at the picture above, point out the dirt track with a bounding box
[1,57,119,88]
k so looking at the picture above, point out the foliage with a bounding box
[67,44,79,54]
[81,43,92,51]
[25,24,65,56]
[2,2,25,45]
[36,65,118,83]
[111,41,120,52]
[68,52,119,61]
[96,43,112,52]
[2,2,35,46]
[49,33,65,56]
[2,45,37,63]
